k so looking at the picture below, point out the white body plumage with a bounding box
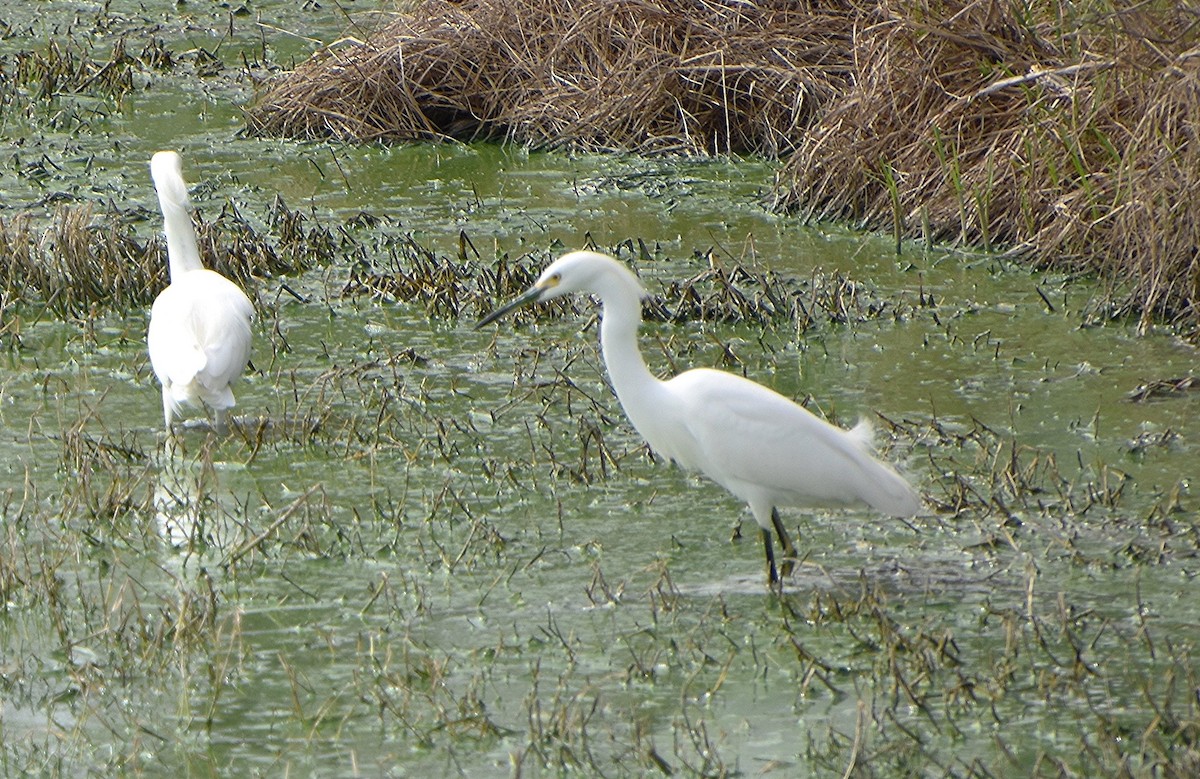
[147,151,253,434]
[479,250,921,586]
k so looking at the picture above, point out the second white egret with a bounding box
[147,151,254,435]
[478,250,921,587]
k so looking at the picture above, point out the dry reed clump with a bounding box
[774,1,1200,333]
[246,0,847,155]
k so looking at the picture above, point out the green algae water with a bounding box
[0,2,1198,776]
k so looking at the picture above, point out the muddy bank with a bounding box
[247,0,1200,335]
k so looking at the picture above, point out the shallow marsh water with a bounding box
[1,2,1199,776]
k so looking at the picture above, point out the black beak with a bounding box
[475,285,545,329]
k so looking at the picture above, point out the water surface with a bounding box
[1,2,1198,776]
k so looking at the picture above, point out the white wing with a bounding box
[664,368,920,516]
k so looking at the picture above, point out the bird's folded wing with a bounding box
[672,369,918,514]
[149,274,253,389]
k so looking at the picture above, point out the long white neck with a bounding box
[593,270,665,438]
[151,153,204,282]
[160,198,204,282]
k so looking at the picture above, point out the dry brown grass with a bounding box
[246,0,846,155]
[248,0,1200,333]
[776,1,1200,334]
[0,199,331,325]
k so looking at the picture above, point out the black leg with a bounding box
[771,508,798,579]
[761,526,779,586]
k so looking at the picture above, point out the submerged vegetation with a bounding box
[4,232,1199,773]
[249,0,1200,335]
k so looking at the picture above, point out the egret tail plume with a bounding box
[844,419,921,516]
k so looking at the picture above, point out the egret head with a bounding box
[150,150,192,212]
[476,251,645,328]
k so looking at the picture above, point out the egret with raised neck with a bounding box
[478,250,921,588]
[147,150,254,436]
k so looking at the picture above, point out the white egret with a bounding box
[147,151,254,435]
[478,250,921,587]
